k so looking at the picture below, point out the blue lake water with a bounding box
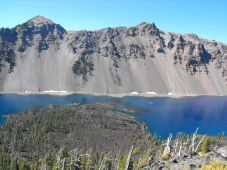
[0,94,226,138]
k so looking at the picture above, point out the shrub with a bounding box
[199,137,211,154]
[201,161,227,170]
[117,155,127,170]
[136,145,154,168]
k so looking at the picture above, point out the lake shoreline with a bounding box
[0,91,225,98]
[1,92,227,138]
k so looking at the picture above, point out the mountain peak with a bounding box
[136,22,157,30]
[27,16,54,26]
[137,21,155,26]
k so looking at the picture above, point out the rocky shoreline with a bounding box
[1,91,226,98]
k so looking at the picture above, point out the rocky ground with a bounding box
[146,151,227,170]
[144,136,227,170]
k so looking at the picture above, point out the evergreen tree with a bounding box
[17,159,30,170]
[200,137,210,154]
[9,159,18,170]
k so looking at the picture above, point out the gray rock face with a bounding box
[0,16,227,94]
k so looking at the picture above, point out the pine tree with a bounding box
[9,159,18,170]
[200,137,210,154]
[17,159,30,170]
[60,146,68,159]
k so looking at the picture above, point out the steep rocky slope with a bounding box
[0,16,227,95]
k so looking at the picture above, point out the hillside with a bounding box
[0,16,227,95]
[0,103,151,160]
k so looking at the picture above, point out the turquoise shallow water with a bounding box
[0,94,226,138]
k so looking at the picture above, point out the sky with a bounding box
[0,0,226,43]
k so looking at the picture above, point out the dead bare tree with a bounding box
[195,135,206,152]
[125,145,134,170]
[62,158,66,170]
[57,153,61,169]
[162,128,207,160]
[113,150,121,169]
[68,148,91,169]
[98,152,113,170]
[190,127,199,153]
[163,133,172,156]
[56,148,91,170]
[178,144,182,157]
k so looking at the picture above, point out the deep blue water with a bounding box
[0,94,227,138]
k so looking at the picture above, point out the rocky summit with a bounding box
[0,16,227,95]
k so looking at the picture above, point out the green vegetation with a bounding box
[117,155,127,170]
[199,137,211,154]
[0,146,132,170]
[0,129,225,170]
[0,103,225,170]
[199,136,221,155]
[135,133,158,169]
[136,145,155,169]
[132,146,141,155]
[201,161,227,170]
[0,103,155,170]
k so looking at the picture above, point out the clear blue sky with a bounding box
[0,0,226,43]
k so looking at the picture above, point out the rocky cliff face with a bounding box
[0,16,227,95]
